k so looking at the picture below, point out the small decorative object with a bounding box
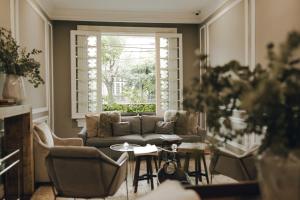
[0,27,44,104]
[2,74,26,104]
[171,144,178,152]
[184,31,300,200]
[0,98,16,106]
[123,142,129,150]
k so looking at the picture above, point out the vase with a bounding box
[2,74,26,104]
[257,150,300,200]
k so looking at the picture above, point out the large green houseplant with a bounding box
[0,27,44,103]
[184,31,300,200]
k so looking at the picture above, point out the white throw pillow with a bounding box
[34,122,54,147]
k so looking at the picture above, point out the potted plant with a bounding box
[0,27,44,104]
[184,31,300,200]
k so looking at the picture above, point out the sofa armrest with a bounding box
[53,137,83,146]
[77,127,87,144]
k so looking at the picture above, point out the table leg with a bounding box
[184,153,190,172]
[195,157,199,185]
[147,157,154,190]
[133,157,141,193]
[199,155,202,183]
[202,154,210,184]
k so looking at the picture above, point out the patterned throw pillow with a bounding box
[112,122,131,136]
[34,123,54,147]
[164,110,199,135]
[155,121,175,134]
[85,114,99,138]
[98,111,121,137]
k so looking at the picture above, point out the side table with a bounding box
[178,142,210,185]
[133,146,160,193]
[110,143,141,179]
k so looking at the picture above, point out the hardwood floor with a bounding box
[32,158,236,200]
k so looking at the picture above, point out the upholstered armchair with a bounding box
[209,145,258,182]
[45,146,128,199]
[33,122,83,183]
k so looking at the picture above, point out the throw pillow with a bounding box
[113,122,131,136]
[164,110,188,135]
[142,115,164,134]
[85,114,99,138]
[186,112,199,135]
[34,122,54,147]
[155,121,175,134]
[121,116,141,135]
[98,111,121,137]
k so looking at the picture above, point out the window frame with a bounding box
[70,27,183,123]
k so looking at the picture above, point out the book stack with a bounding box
[133,144,158,156]
[0,99,16,106]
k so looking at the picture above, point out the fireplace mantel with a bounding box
[1,105,34,199]
[0,105,31,119]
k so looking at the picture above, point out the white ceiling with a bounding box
[37,0,227,23]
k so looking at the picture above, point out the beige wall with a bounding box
[0,0,11,95]
[0,0,52,123]
[53,21,199,137]
[256,0,300,66]
[0,0,10,30]
[208,0,246,66]
[200,0,248,67]
[19,0,47,110]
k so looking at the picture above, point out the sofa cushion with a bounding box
[121,116,141,135]
[112,122,130,136]
[141,115,163,134]
[34,123,54,147]
[98,111,121,138]
[155,121,175,134]
[85,114,99,138]
[143,134,165,145]
[86,135,145,148]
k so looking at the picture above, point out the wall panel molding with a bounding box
[199,0,256,151]
[9,0,53,126]
[206,0,249,66]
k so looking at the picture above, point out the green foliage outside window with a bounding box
[103,103,156,113]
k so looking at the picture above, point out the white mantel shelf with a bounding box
[0,105,31,119]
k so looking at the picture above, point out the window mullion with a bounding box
[97,33,102,112]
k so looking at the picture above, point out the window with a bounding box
[71,29,182,119]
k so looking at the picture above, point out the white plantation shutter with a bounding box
[155,33,183,115]
[70,30,102,118]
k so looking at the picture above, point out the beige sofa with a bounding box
[33,122,83,183]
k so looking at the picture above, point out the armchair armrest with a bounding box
[53,135,83,146]
[116,152,129,166]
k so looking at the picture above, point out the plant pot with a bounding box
[257,150,300,200]
[2,74,26,104]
